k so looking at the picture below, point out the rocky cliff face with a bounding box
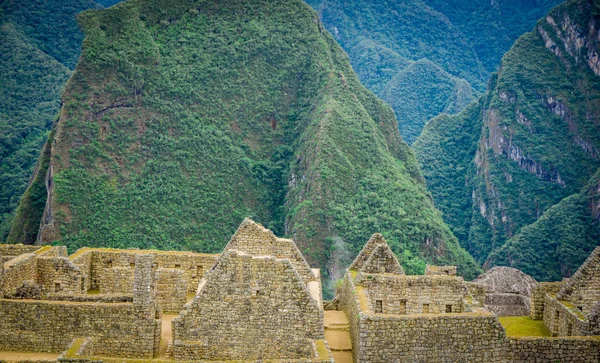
[9,0,480,288]
[415,0,600,279]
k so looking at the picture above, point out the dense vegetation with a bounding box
[10,0,480,292]
[309,0,561,143]
[414,0,600,280]
[0,0,101,241]
[486,170,600,281]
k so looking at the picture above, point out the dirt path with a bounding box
[0,351,58,361]
[159,314,177,358]
[324,310,353,363]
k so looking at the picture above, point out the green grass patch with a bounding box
[499,316,551,338]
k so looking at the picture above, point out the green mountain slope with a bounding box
[381,59,476,143]
[414,0,600,279]
[423,0,563,74]
[0,0,102,240]
[10,0,480,287]
[310,0,560,143]
[486,170,600,281]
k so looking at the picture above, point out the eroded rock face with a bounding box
[474,266,538,316]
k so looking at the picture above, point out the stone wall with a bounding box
[99,267,134,294]
[531,282,563,320]
[70,250,92,293]
[357,272,466,314]
[484,293,530,316]
[509,337,600,362]
[339,270,600,363]
[425,265,457,276]
[0,244,43,257]
[224,218,317,284]
[155,268,186,313]
[337,272,361,363]
[70,249,217,295]
[466,282,487,305]
[557,247,600,313]
[2,253,36,296]
[173,250,323,361]
[543,294,587,336]
[36,256,83,294]
[357,312,508,362]
[0,254,160,358]
[0,299,136,354]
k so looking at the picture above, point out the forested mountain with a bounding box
[414,0,600,280]
[0,0,102,241]
[8,0,480,290]
[307,0,561,143]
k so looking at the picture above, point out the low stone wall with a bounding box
[155,268,186,313]
[357,313,508,362]
[0,299,137,355]
[531,282,562,320]
[509,337,600,362]
[357,273,466,314]
[338,272,361,363]
[37,256,83,294]
[0,244,42,257]
[99,267,133,294]
[484,293,530,316]
[543,294,587,336]
[2,253,36,296]
[45,293,133,302]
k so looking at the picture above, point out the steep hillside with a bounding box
[10,0,480,287]
[381,59,476,143]
[310,0,560,143]
[423,0,562,74]
[0,0,101,240]
[415,0,600,278]
[486,170,600,281]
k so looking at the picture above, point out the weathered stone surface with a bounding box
[338,235,600,363]
[475,266,538,296]
[173,249,323,360]
[474,266,538,316]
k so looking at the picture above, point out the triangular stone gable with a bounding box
[360,243,404,274]
[349,233,403,273]
[557,247,600,313]
[223,218,316,282]
[173,250,323,360]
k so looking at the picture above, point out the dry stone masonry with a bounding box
[0,219,333,363]
[0,223,599,362]
[336,234,600,362]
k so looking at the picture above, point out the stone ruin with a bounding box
[0,221,599,362]
[336,234,600,362]
[172,219,325,361]
[471,266,538,316]
[0,218,333,362]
